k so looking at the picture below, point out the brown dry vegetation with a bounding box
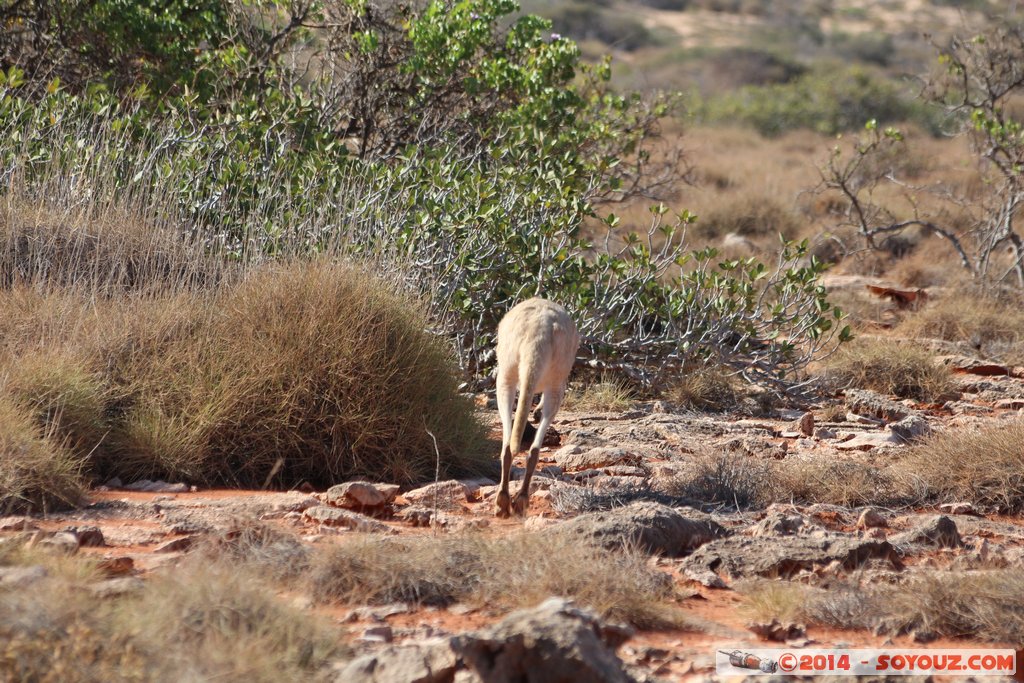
[562,375,638,413]
[893,420,1024,512]
[817,336,956,402]
[0,202,488,508]
[740,571,1024,644]
[898,290,1024,364]
[309,530,692,630]
[0,538,345,682]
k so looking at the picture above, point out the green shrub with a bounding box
[695,65,945,137]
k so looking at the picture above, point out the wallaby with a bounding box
[494,297,579,517]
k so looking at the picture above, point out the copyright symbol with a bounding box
[779,653,797,672]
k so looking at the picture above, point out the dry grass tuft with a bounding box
[740,571,1024,644]
[667,366,743,412]
[893,420,1024,512]
[0,542,344,682]
[667,453,902,510]
[818,337,955,402]
[899,290,1024,364]
[0,396,85,513]
[310,530,691,630]
[773,458,900,508]
[563,375,637,412]
[0,262,488,489]
[694,192,801,241]
[669,453,775,509]
[0,198,227,295]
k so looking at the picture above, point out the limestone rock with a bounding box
[325,481,388,509]
[682,533,902,581]
[303,506,392,533]
[559,501,727,557]
[892,515,962,549]
[556,447,636,472]
[845,389,911,423]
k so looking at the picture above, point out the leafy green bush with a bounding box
[695,65,945,136]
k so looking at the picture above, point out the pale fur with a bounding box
[494,297,579,517]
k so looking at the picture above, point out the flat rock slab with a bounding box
[936,355,1010,376]
[845,389,912,423]
[681,532,902,581]
[303,506,392,533]
[401,481,470,509]
[558,501,727,557]
[555,446,636,472]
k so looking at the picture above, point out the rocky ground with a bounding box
[3,353,1024,682]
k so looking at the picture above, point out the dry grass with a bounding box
[693,192,802,241]
[667,452,902,510]
[0,541,344,682]
[0,396,85,513]
[669,453,774,508]
[739,571,1024,644]
[666,366,743,412]
[893,420,1024,512]
[817,336,956,401]
[1,196,227,295]
[898,290,1024,364]
[773,457,900,508]
[309,530,691,630]
[0,262,489,491]
[563,375,638,412]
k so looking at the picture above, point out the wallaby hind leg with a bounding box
[495,379,516,518]
[512,386,565,516]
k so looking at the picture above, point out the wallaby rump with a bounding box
[494,297,579,517]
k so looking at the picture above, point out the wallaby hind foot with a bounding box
[495,490,511,518]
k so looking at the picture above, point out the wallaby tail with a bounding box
[509,361,540,456]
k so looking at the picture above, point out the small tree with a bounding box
[818,23,1024,286]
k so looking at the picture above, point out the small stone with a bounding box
[0,516,37,532]
[41,532,79,554]
[995,398,1024,410]
[836,432,901,451]
[893,515,962,548]
[324,481,387,509]
[125,479,189,493]
[555,446,635,472]
[97,556,135,576]
[939,502,981,516]
[402,480,470,509]
[795,412,814,436]
[359,625,394,643]
[856,508,887,529]
[888,415,931,442]
[154,536,194,553]
[67,526,105,547]
[375,484,401,503]
[747,619,806,642]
